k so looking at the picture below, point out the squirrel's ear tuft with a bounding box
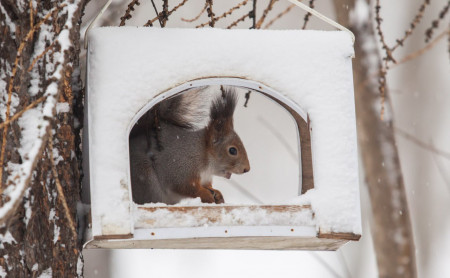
[210,87,238,122]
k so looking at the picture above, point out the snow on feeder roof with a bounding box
[83,26,360,250]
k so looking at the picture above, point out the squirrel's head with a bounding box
[206,88,250,179]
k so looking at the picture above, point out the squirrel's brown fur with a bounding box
[129,87,250,204]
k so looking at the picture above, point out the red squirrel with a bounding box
[129,86,250,204]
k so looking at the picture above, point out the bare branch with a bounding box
[182,2,207,22]
[244,91,251,107]
[425,2,449,43]
[119,0,140,27]
[144,0,189,27]
[395,127,450,160]
[432,150,450,194]
[302,0,315,29]
[255,0,279,29]
[228,179,264,204]
[308,253,343,278]
[162,0,169,27]
[48,134,77,239]
[257,117,298,162]
[28,41,56,72]
[206,0,215,27]
[197,0,249,28]
[397,29,449,65]
[150,0,163,26]
[226,12,250,29]
[0,96,47,130]
[263,4,295,29]
[392,0,431,51]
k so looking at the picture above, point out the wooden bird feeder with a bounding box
[83,1,361,250]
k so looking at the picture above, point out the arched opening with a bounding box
[127,78,313,205]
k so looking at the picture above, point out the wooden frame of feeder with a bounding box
[84,78,361,250]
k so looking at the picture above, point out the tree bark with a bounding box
[0,0,87,276]
[334,0,417,277]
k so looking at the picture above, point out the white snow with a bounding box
[56,102,70,113]
[77,254,83,277]
[0,3,16,38]
[32,263,39,272]
[23,187,32,226]
[0,231,16,248]
[49,208,56,221]
[53,224,60,243]
[38,268,52,278]
[87,28,360,236]
[0,266,6,278]
[134,204,315,229]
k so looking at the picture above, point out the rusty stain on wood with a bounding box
[318,230,361,241]
[93,233,133,240]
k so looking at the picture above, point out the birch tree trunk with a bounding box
[334,0,417,277]
[0,0,87,276]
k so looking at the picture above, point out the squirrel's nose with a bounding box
[243,167,250,173]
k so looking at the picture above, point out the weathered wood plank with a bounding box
[136,205,314,228]
[85,236,348,251]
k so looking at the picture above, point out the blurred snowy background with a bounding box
[81,0,450,277]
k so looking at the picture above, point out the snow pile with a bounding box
[87,28,360,235]
[0,230,16,248]
[134,202,315,229]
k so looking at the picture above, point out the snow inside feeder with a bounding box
[83,28,361,250]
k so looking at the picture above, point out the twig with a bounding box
[0,4,66,189]
[206,0,215,27]
[29,0,34,29]
[228,179,264,204]
[150,0,163,27]
[378,66,387,120]
[251,0,256,28]
[28,42,56,72]
[425,2,449,43]
[397,29,449,65]
[182,2,207,22]
[374,1,396,63]
[119,0,141,27]
[244,91,251,107]
[356,30,448,92]
[0,96,47,130]
[432,150,450,194]
[257,117,298,162]
[308,253,343,278]
[395,127,450,160]
[144,0,189,27]
[255,0,279,29]
[264,4,295,29]
[196,0,249,28]
[337,249,353,278]
[161,0,169,27]
[392,0,431,51]
[48,135,77,239]
[301,0,315,29]
[226,12,250,29]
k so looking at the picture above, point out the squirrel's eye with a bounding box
[229,147,237,155]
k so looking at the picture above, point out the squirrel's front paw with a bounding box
[209,188,224,204]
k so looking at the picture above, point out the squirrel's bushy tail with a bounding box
[130,87,210,137]
[157,86,211,129]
